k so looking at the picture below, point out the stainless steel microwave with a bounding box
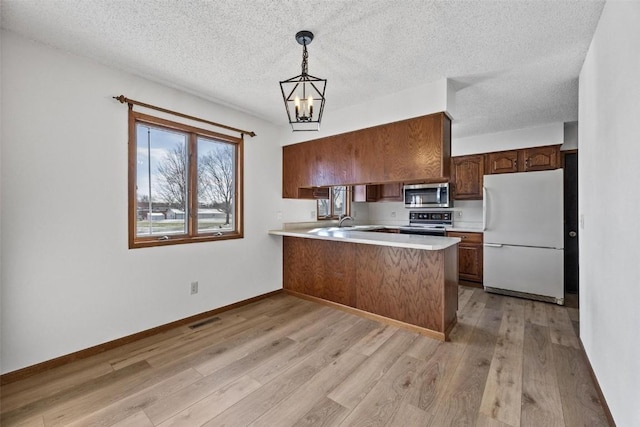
[403,183,452,208]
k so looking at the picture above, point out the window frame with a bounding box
[128,110,244,249]
[317,186,351,220]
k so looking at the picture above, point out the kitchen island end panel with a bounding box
[282,236,458,340]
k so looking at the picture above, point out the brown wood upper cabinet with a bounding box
[522,145,561,171]
[486,145,561,175]
[353,182,403,202]
[283,112,451,199]
[486,150,519,174]
[451,155,484,200]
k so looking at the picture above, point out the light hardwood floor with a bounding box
[0,287,609,427]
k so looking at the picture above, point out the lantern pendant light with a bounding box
[279,30,327,131]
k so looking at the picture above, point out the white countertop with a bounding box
[269,226,460,251]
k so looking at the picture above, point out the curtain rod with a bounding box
[113,95,256,138]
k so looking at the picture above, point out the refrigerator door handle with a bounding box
[484,243,503,248]
[482,186,487,231]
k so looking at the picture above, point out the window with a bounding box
[129,111,243,248]
[317,186,350,219]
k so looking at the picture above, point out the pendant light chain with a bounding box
[301,43,309,76]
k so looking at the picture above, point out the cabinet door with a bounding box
[353,126,385,184]
[352,185,379,202]
[282,144,306,198]
[523,145,560,172]
[447,231,483,283]
[377,183,403,201]
[451,155,484,199]
[487,150,520,174]
[383,114,448,182]
[352,183,401,202]
[458,243,483,283]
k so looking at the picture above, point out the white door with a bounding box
[484,244,564,301]
[484,169,564,249]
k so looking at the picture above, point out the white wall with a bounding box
[562,121,578,151]
[0,29,4,371]
[0,32,283,374]
[578,2,640,426]
[452,122,564,156]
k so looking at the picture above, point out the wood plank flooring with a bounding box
[0,287,610,427]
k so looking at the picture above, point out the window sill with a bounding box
[129,231,243,249]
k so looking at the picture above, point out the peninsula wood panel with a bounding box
[355,245,445,332]
[282,236,458,339]
[283,237,356,306]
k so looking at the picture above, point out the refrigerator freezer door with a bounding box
[484,244,564,303]
[484,169,564,249]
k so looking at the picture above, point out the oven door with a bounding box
[398,227,446,237]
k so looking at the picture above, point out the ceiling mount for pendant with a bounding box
[295,30,314,46]
[279,30,327,132]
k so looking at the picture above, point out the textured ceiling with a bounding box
[1,0,605,138]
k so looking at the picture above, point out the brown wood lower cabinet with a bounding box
[446,231,483,283]
[283,236,458,340]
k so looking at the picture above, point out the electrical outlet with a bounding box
[190,281,198,295]
[276,210,282,220]
[457,211,463,218]
[391,211,396,218]
[310,210,316,219]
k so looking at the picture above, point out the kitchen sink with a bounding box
[308,225,384,233]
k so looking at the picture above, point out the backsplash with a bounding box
[451,200,483,229]
[361,199,483,229]
[362,201,407,226]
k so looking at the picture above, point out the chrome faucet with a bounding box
[338,215,354,228]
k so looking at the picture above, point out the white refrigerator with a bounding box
[483,169,564,305]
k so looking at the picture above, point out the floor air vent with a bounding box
[189,316,221,329]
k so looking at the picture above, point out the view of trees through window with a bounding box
[135,122,237,240]
[317,186,349,219]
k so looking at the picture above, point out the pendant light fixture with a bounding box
[279,30,327,131]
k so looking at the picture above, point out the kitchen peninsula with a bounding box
[269,227,460,340]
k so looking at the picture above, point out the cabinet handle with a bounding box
[525,158,529,169]
[461,235,467,239]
